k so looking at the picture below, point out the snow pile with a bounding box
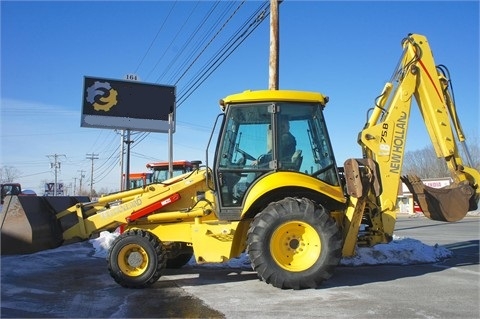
[339,235,452,266]
[90,229,120,258]
[89,231,452,268]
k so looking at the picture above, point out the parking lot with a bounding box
[1,214,479,318]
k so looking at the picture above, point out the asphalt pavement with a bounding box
[1,214,479,318]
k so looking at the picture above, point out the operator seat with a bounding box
[291,150,303,171]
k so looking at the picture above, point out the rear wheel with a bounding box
[247,197,342,289]
[108,229,166,288]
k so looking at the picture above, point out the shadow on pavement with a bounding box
[322,239,479,289]
[153,239,479,291]
[0,242,225,318]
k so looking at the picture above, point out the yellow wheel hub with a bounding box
[118,244,149,277]
[270,220,321,272]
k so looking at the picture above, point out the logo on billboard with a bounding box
[81,76,176,132]
[86,81,118,112]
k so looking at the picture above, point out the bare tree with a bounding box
[403,146,449,178]
[403,137,479,178]
[97,187,113,197]
[462,135,480,171]
[0,166,22,183]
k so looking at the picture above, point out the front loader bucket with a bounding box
[401,175,476,222]
[0,195,89,255]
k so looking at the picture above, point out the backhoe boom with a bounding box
[357,33,478,227]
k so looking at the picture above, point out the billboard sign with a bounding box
[44,183,64,196]
[81,76,176,133]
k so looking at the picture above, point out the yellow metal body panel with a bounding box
[242,171,346,218]
[221,90,328,106]
[61,169,213,240]
[130,218,250,263]
[190,220,242,263]
[341,197,366,257]
[60,165,249,263]
[354,33,479,239]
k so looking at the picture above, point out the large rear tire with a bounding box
[107,229,167,288]
[247,197,342,289]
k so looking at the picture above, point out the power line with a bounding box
[93,143,122,184]
[146,1,200,81]
[172,1,247,87]
[134,1,178,74]
[83,2,271,188]
[176,1,270,107]
[155,0,226,84]
[18,171,52,178]
[165,1,236,84]
[125,2,270,148]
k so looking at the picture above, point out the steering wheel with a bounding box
[311,164,335,177]
[236,148,256,161]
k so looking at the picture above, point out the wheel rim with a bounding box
[270,220,321,272]
[118,243,149,277]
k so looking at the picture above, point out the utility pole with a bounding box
[269,0,280,90]
[46,154,66,196]
[86,153,99,197]
[78,170,85,195]
[73,177,77,196]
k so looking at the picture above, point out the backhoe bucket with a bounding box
[401,175,476,222]
[1,195,89,255]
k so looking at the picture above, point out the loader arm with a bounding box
[59,169,214,242]
[352,33,478,239]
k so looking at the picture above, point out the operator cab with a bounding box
[214,91,341,209]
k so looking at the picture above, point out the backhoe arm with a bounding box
[358,33,478,228]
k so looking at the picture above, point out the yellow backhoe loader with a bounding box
[1,34,478,290]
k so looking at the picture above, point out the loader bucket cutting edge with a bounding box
[0,195,89,255]
[401,175,476,222]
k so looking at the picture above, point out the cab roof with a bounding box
[146,160,193,169]
[220,90,328,108]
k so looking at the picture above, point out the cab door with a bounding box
[214,103,273,214]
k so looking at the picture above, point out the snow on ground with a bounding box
[89,228,453,270]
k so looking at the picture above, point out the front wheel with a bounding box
[247,197,342,289]
[108,229,167,288]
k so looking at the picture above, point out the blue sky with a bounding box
[1,1,478,195]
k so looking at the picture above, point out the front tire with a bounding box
[108,229,167,288]
[247,197,342,289]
